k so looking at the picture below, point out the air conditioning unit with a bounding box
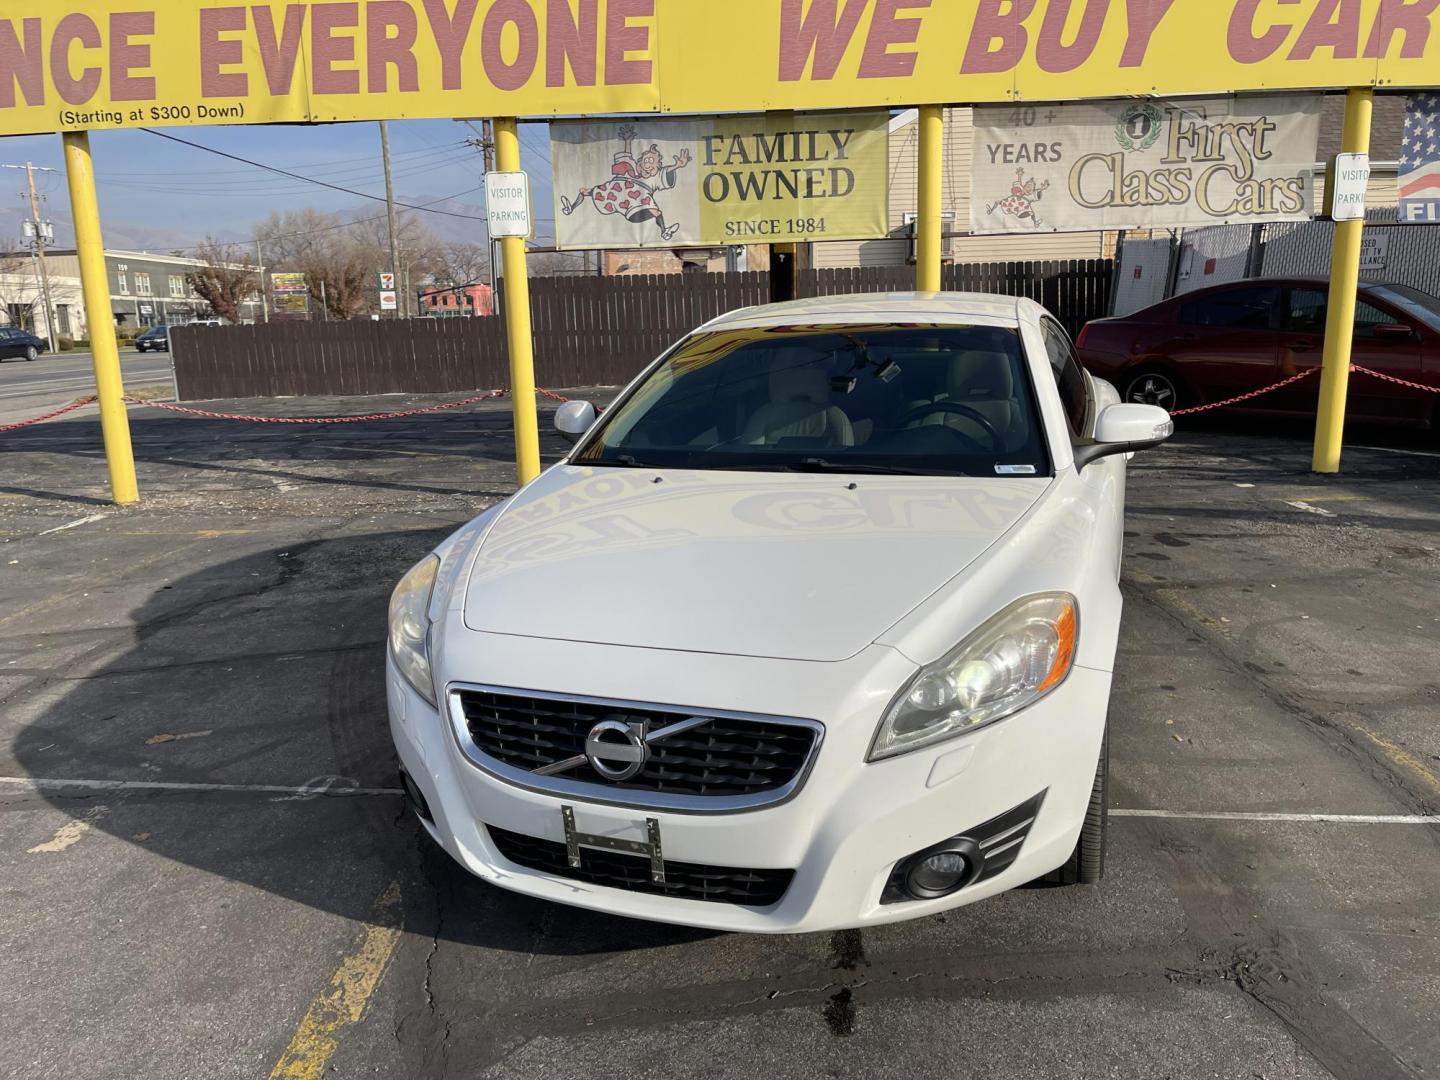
[903,211,957,263]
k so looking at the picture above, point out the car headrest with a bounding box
[769,364,829,404]
[948,351,1015,401]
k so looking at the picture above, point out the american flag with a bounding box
[1399,92,1440,225]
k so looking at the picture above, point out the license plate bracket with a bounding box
[562,805,665,884]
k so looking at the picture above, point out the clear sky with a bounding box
[0,119,556,255]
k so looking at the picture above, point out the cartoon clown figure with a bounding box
[986,167,1052,228]
[561,125,693,241]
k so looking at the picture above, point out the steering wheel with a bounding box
[898,401,1004,453]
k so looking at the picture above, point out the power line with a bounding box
[142,128,490,223]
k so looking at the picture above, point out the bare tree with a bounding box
[186,239,259,324]
[431,240,491,288]
[0,244,36,328]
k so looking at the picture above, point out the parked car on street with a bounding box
[388,293,1173,932]
[1078,279,1440,428]
[136,326,169,352]
[0,326,47,361]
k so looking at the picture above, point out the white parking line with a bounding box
[0,776,403,797]
[1112,809,1439,825]
[36,514,108,536]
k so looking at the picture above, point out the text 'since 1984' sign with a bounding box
[2,1,1440,137]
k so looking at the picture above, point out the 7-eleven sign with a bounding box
[378,272,396,291]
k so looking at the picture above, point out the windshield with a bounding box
[576,324,1052,477]
[1370,285,1440,334]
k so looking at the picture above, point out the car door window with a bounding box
[1042,320,1091,436]
[1282,289,1406,339]
[1180,287,1278,329]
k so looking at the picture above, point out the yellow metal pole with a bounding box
[916,104,944,292]
[493,118,541,487]
[62,131,138,506]
[1312,88,1373,475]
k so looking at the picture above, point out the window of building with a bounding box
[135,273,152,296]
[117,272,129,295]
[57,305,72,337]
[170,275,187,298]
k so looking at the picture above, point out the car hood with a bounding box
[462,466,1049,662]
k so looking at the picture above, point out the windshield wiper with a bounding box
[602,453,667,469]
[788,458,948,476]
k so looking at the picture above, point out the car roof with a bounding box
[705,291,1039,330]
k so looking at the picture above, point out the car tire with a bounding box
[24,345,38,362]
[1043,726,1107,886]
[1122,367,1186,412]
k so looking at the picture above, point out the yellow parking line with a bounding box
[267,881,403,1080]
[1357,728,1440,799]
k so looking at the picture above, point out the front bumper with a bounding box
[389,634,1111,934]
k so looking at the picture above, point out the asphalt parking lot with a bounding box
[1,395,1437,1080]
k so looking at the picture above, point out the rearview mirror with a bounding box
[1372,323,1415,343]
[554,400,598,444]
[1074,404,1174,470]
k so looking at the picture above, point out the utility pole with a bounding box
[3,162,59,349]
[464,119,500,295]
[379,121,402,318]
[254,237,269,323]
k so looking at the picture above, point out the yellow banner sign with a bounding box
[552,112,888,249]
[2,1,1439,138]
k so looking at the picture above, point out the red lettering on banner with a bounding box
[1036,0,1108,72]
[1227,0,1298,64]
[605,0,653,85]
[201,8,249,97]
[421,0,478,90]
[779,0,868,81]
[482,0,539,91]
[110,12,156,102]
[858,0,930,78]
[253,5,307,95]
[367,1,420,92]
[0,19,46,108]
[312,2,361,94]
[548,0,598,87]
[50,13,101,105]
[1289,0,1361,59]
[1120,0,1176,66]
[1363,0,1440,57]
[961,0,1036,74]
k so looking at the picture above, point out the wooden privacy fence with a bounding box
[171,261,1113,401]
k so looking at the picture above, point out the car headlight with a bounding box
[869,593,1078,761]
[389,555,440,706]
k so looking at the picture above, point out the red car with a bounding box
[1077,279,1440,429]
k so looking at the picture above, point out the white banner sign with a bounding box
[972,96,1322,234]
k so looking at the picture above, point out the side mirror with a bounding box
[553,400,598,445]
[1074,403,1174,470]
[1372,323,1415,343]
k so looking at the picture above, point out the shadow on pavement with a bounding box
[12,526,715,955]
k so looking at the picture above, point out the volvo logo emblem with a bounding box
[584,718,650,782]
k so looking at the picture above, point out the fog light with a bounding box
[899,837,983,900]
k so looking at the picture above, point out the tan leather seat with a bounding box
[742,365,855,447]
[911,350,1023,448]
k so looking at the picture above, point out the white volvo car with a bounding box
[388,293,1172,933]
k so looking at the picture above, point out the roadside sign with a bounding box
[552,112,888,249]
[1399,93,1439,225]
[380,291,398,311]
[4,3,1440,139]
[272,272,307,294]
[486,172,533,239]
[1325,153,1371,221]
[972,96,1320,233]
[1359,232,1390,272]
[379,272,396,291]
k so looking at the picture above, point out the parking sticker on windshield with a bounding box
[995,465,1037,475]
